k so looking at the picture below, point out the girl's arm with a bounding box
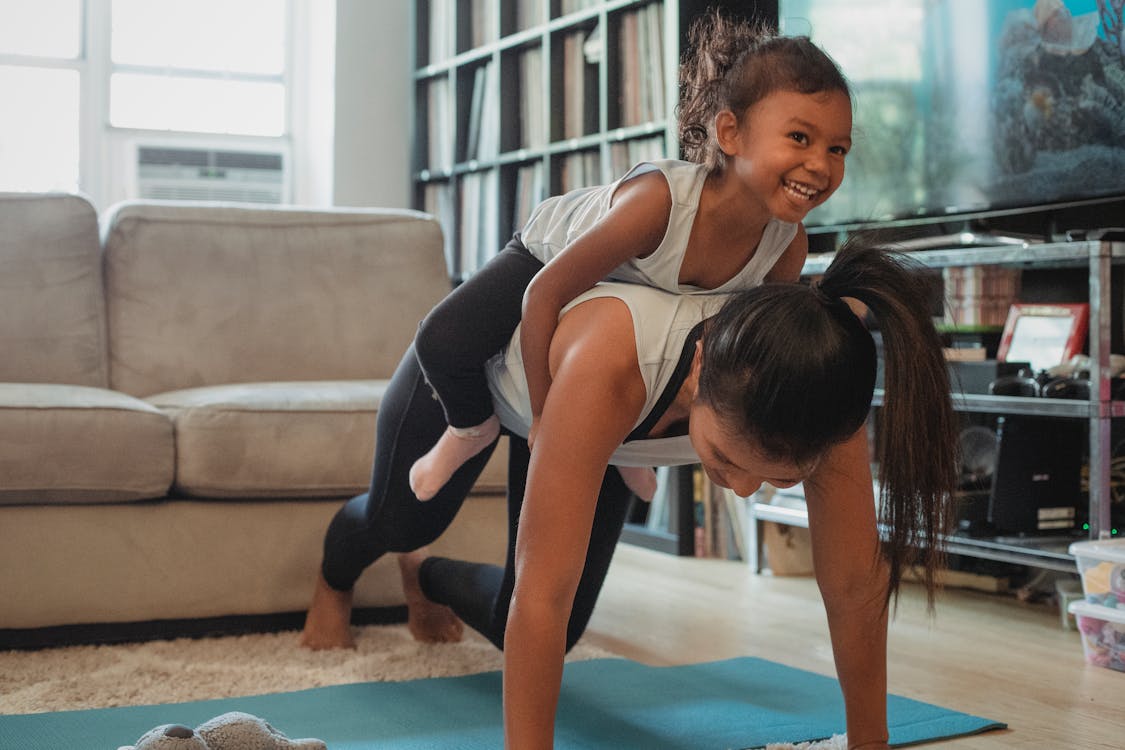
[521,172,670,443]
[803,428,891,750]
[763,223,810,283]
[504,296,647,749]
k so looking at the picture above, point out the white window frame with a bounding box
[2,0,310,210]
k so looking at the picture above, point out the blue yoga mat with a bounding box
[0,657,1003,749]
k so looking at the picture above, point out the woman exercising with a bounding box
[301,237,958,750]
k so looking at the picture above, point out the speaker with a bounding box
[988,415,1085,535]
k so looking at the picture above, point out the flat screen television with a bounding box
[778,0,1125,237]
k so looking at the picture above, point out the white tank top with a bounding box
[486,282,728,466]
[519,159,798,294]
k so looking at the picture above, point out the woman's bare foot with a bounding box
[398,549,464,643]
[409,415,500,501]
[299,574,356,650]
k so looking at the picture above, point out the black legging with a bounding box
[320,344,634,651]
[413,236,544,429]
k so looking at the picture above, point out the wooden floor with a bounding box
[581,544,1124,749]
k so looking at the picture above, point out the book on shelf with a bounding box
[560,0,601,15]
[616,2,666,129]
[427,77,453,172]
[515,0,545,30]
[562,25,601,140]
[458,173,480,277]
[559,150,601,192]
[583,19,604,65]
[609,135,667,177]
[469,0,497,48]
[942,266,1021,328]
[480,169,499,271]
[479,62,500,160]
[428,0,455,64]
[458,169,500,277]
[423,181,457,273]
[464,61,499,162]
[464,65,486,162]
[644,2,665,121]
[617,3,665,127]
[942,346,988,362]
[519,46,546,150]
[562,31,586,140]
[513,161,545,232]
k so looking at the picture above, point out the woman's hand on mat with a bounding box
[848,741,890,749]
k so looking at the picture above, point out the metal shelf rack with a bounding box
[749,239,1124,573]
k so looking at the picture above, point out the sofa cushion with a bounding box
[148,380,510,499]
[0,193,107,387]
[148,381,387,498]
[102,202,451,397]
[0,383,173,504]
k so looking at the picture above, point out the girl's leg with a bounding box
[302,345,497,649]
[418,440,635,651]
[409,239,544,501]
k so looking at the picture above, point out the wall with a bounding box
[332,0,412,209]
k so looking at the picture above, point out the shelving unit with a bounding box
[411,0,775,281]
[408,4,1124,572]
[749,238,1125,574]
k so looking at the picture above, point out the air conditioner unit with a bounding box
[135,145,288,204]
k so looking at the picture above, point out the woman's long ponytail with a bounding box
[818,237,959,607]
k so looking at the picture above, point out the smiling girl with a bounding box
[408,9,854,503]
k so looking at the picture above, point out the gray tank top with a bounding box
[486,282,728,466]
[519,159,798,294]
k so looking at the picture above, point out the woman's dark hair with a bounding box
[679,8,851,171]
[697,236,958,606]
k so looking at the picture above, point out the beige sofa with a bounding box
[0,192,508,648]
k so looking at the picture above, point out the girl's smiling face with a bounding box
[688,401,810,498]
[718,88,853,224]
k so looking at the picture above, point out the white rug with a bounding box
[0,624,846,749]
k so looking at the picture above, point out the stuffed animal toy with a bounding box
[117,711,327,750]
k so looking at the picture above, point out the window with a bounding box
[0,0,295,205]
[0,0,84,192]
[0,66,82,193]
[109,0,286,136]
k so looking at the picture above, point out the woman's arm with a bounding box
[521,172,670,443]
[504,296,648,749]
[803,428,891,750]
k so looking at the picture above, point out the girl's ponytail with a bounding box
[818,238,959,606]
[678,10,773,169]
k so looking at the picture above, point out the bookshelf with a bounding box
[411,0,777,557]
[411,0,777,281]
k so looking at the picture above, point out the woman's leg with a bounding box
[410,239,544,500]
[418,439,635,651]
[301,344,498,649]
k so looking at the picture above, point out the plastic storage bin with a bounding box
[1068,538,1125,607]
[1068,600,1125,672]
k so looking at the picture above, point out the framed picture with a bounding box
[997,303,1089,373]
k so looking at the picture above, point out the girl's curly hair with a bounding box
[678,9,851,171]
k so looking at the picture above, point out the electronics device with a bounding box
[988,415,1085,534]
[778,0,1125,240]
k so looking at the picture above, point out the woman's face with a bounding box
[688,401,808,498]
